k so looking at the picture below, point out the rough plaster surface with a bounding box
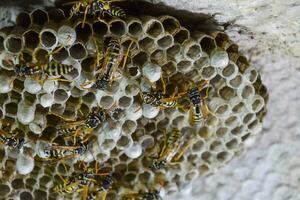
[0,1,299,200]
[154,1,300,200]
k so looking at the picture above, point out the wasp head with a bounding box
[76,143,88,155]
[101,175,114,190]
[16,138,25,150]
[149,158,166,171]
[93,79,109,91]
[5,137,18,148]
[187,87,201,105]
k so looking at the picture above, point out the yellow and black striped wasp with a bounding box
[81,36,135,91]
[40,139,89,162]
[145,79,211,125]
[7,50,74,86]
[0,121,26,150]
[55,106,107,142]
[176,80,211,125]
[0,129,25,150]
[122,189,162,200]
[54,161,112,200]
[149,128,182,170]
[86,175,114,200]
[140,76,180,109]
[149,128,195,171]
[64,0,126,27]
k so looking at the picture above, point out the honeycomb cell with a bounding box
[40,29,57,49]
[161,61,177,77]
[23,30,39,50]
[4,35,23,54]
[177,60,192,73]
[109,19,127,36]
[74,22,92,42]
[51,46,69,62]
[150,49,167,66]
[69,42,87,60]
[20,191,33,200]
[143,18,164,39]
[174,28,190,44]
[47,8,65,22]
[0,184,10,196]
[157,34,173,50]
[139,37,156,53]
[93,19,109,36]
[199,36,217,54]
[16,12,31,27]
[30,9,48,26]
[128,19,143,38]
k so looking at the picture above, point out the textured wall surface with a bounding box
[0,0,299,200]
[155,1,300,200]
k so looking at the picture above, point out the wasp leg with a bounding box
[160,74,167,94]
[81,5,90,28]
[81,80,95,88]
[101,191,108,200]
[171,140,195,162]
[82,185,88,200]
[121,39,137,70]
[159,129,167,158]
[39,76,71,86]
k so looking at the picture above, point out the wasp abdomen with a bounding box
[104,4,126,18]
[43,62,73,76]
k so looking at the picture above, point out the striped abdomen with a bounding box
[193,105,203,123]
[166,129,181,148]
[53,180,81,194]
[42,62,73,76]
[44,148,69,159]
[103,4,126,18]
[95,38,122,90]
[142,92,162,106]
[161,100,177,108]
[105,38,122,69]
[14,64,41,76]
[57,126,78,136]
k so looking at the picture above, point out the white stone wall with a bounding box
[153,1,300,199]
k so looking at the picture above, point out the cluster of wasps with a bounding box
[0,0,214,199]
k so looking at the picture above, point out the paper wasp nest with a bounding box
[0,5,268,200]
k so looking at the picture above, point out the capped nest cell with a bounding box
[0,2,268,200]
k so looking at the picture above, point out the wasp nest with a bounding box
[0,4,268,200]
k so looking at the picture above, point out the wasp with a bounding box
[81,37,134,91]
[149,128,183,170]
[86,175,114,200]
[177,80,211,125]
[7,50,74,86]
[54,165,95,195]
[141,90,178,109]
[65,0,126,27]
[141,76,179,109]
[54,162,111,200]
[42,140,88,162]
[0,129,25,150]
[122,190,162,200]
[56,106,107,142]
